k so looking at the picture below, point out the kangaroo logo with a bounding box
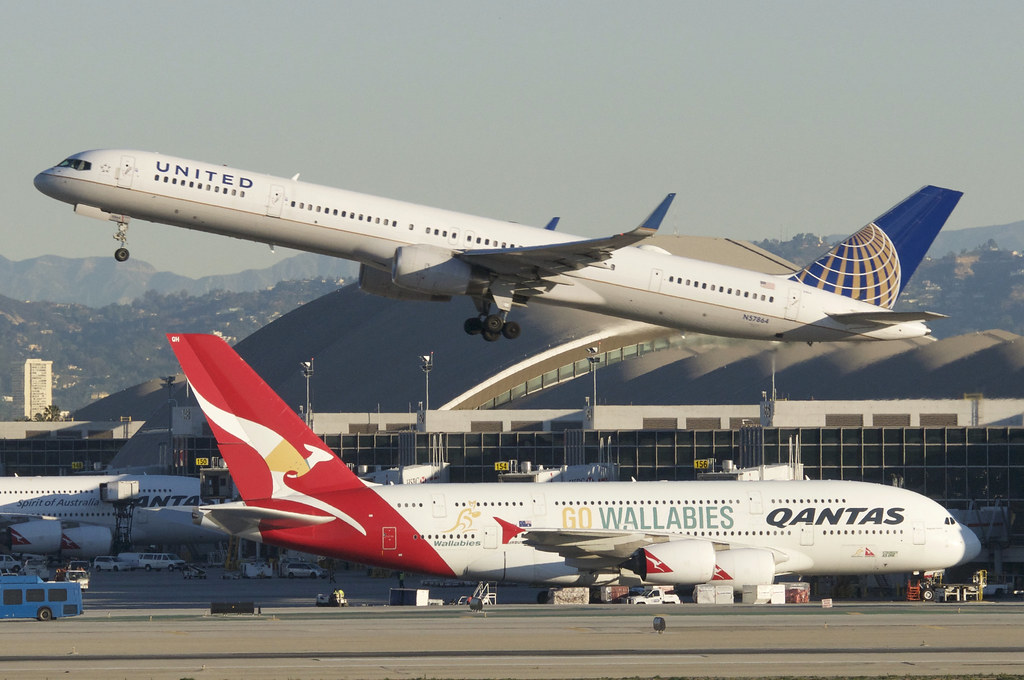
[190,383,366,536]
[444,502,481,533]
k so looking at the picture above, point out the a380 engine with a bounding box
[710,548,778,592]
[3,519,63,554]
[391,245,488,297]
[626,539,717,585]
[60,525,113,558]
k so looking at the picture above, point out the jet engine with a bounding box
[60,525,113,558]
[710,548,778,592]
[358,264,450,302]
[391,245,487,297]
[3,519,63,554]
[626,539,716,585]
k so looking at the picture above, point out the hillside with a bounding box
[0,221,1021,417]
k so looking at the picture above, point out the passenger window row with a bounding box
[288,199,519,249]
[154,175,246,198]
[667,275,774,303]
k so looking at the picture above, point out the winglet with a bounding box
[543,217,560,231]
[636,193,676,235]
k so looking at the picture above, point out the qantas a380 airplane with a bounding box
[168,333,980,591]
[36,150,961,343]
[1,474,222,558]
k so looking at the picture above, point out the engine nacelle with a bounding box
[710,548,778,592]
[391,244,485,296]
[628,539,716,585]
[4,519,63,554]
[358,264,451,302]
[60,525,113,558]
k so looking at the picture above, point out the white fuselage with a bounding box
[35,150,930,341]
[1,474,221,550]
[372,479,977,584]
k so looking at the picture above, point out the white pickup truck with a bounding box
[627,587,680,605]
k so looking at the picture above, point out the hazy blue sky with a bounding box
[4,1,1022,278]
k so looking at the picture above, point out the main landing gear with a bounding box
[112,217,131,262]
[464,314,521,342]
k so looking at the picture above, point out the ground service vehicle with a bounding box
[627,587,680,605]
[0,575,83,620]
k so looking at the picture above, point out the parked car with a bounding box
[0,555,21,573]
[93,555,135,572]
[281,560,327,579]
[136,553,187,571]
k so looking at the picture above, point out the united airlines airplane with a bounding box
[169,333,981,590]
[36,151,961,343]
[1,474,223,558]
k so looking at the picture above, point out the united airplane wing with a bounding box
[457,193,675,281]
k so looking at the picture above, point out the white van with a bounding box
[0,554,21,573]
[136,553,186,571]
[93,555,135,572]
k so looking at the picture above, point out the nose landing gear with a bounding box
[112,217,130,262]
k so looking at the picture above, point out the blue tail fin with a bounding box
[790,186,962,309]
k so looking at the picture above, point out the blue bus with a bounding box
[0,575,83,620]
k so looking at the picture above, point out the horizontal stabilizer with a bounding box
[195,501,333,537]
[828,310,948,327]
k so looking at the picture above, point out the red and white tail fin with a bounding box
[167,333,364,500]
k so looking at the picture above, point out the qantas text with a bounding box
[766,506,905,528]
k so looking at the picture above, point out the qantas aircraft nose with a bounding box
[959,524,982,564]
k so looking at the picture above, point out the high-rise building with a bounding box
[23,359,53,419]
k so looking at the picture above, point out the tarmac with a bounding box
[1,566,1022,680]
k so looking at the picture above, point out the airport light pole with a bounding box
[420,353,433,413]
[162,376,175,468]
[301,360,314,429]
[586,346,601,411]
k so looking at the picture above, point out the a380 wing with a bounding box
[522,527,676,570]
[456,193,675,283]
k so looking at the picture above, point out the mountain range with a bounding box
[0,221,1019,307]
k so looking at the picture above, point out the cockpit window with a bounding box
[57,158,92,171]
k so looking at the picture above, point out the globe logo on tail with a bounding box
[791,223,901,309]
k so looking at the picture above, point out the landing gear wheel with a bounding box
[482,330,501,342]
[483,314,504,334]
[464,317,483,335]
[114,247,130,262]
[501,321,521,340]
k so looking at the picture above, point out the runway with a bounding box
[1,569,1022,679]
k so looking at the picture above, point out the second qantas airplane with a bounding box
[168,333,980,591]
[36,150,961,342]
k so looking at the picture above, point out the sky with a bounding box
[3,1,1022,278]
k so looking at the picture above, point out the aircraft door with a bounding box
[649,268,664,292]
[483,526,498,550]
[382,526,397,551]
[913,521,926,545]
[746,491,763,515]
[431,494,446,519]
[266,185,284,217]
[784,288,802,321]
[117,156,135,188]
[531,492,546,517]
[800,526,814,546]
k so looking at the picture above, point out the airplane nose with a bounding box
[34,170,56,197]
[959,525,982,564]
